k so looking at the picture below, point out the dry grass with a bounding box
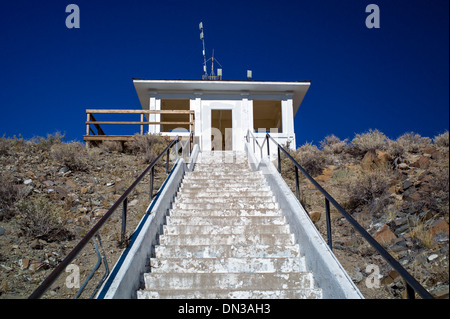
[15,196,72,242]
[125,133,171,164]
[395,132,432,154]
[320,134,349,155]
[0,172,21,221]
[433,131,449,148]
[339,166,395,214]
[350,129,387,157]
[408,218,435,249]
[50,142,88,171]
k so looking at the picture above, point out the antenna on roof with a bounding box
[199,22,222,80]
[199,22,208,79]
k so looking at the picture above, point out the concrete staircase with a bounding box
[137,151,322,299]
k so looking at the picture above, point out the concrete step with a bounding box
[176,191,274,199]
[166,215,287,226]
[154,244,301,259]
[174,196,277,205]
[172,201,279,210]
[183,175,265,182]
[168,209,283,217]
[142,272,314,290]
[193,164,251,171]
[150,257,306,273]
[188,170,261,176]
[179,186,272,193]
[138,288,322,299]
[181,179,268,190]
[158,233,296,246]
[162,224,291,236]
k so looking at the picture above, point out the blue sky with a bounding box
[0,0,448,148]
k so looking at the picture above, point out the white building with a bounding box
[133,79,310,156]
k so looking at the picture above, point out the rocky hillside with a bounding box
[0,130,448,299]
[280,129,449,299]
[0,134,170,298]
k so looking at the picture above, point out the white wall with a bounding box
[151,91,297,157]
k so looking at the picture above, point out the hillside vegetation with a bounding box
[0,129,448,299]
[280,129,449,298]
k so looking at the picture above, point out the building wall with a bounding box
[149,91,296,157]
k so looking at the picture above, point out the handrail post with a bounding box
[266,134,270,157]
[121,197,127,244]
[150,166,154,199]
[277,146,281,173]
[406,282,416,299]
[166,148,170,174]
[325,198,332,250]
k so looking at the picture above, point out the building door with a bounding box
[211,110,232,151]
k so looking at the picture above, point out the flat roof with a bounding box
[132,79,311,116]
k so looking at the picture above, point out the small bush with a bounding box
[31,132,65,151]
[342,167,393,212]
[0,136,9,156]
[433,131,449,148]
[50,142,88,171]
[0,172,21,220]
[100,141,123,153]
[125,134,170,164]
[292,142,327,177]
[320,135,348,155]
[15,196,72,241]
[386,139,405,158]
[396,132,431,153]
[350,129,387,157]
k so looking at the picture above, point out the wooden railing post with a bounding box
[86,112,91,136]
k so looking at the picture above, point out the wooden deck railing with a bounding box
[83,109,194,144]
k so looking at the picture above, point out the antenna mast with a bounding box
[199,22,208,79]
[199,22,222,80]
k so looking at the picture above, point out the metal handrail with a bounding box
[256,133,433,299]
[245,130,266,159]
[29,137,180,299]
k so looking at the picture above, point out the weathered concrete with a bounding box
[95,157,187,299]
[251,148,364,299]
[100,149,362,299]
[138,151,323,299]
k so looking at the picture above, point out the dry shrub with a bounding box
[0,136,9,156]
[408,219,435,249]
[320,135,348,155]
[386,139,405,158]
[0,172,21,220]
[433,131,449,148]
[50,142,88,171]
[125,134,170,164]
[100,141,123,153]
[15,196,72,242]
[341,167,394,213]
[395,132,431,154]
[350,129,387,157]
[413,163,448,217]
[291,142,328,177]
[31,132,65,152]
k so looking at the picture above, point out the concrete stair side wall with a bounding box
[95,148,197,298]
[247,145,364,299]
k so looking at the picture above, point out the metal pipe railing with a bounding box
[29,137,180,299]
[245,130,434,299]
